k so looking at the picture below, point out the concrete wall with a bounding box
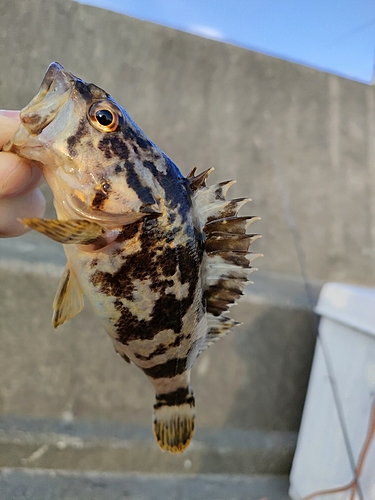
[1,0,375,285]
[0,0,372,473]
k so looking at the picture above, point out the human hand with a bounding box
[0,110,45,237]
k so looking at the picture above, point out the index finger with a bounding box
[0,110,20,120]
[0,111,21,148]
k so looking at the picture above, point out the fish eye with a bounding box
[96,109,113,126]
[88,101,121,132]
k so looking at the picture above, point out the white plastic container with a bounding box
[289,282,375,500]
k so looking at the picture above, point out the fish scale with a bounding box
[3,62,260,453]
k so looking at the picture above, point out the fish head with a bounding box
[5,62,162,227]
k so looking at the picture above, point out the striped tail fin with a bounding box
[153,390,195,453]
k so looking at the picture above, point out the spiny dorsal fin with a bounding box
[187,167,197,178]
[193,188,251,226]
[205,233,261,253]
[190,169,260,350]
[204,215,261,235]
[187,167,214,191]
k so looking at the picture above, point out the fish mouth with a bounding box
[19,62,74,135]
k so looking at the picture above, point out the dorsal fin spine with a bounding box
[187,167,214,191]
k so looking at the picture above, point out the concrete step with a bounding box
[0,415,295,476]
[0,468,290,500]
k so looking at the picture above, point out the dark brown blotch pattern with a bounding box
[67,119,89,158]
[98,135,130,160]
[90,216,204,349]
[91,190,108,210]
[143,356,188,379]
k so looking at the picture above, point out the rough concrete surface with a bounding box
[0,0,375,285]
[0,415,296,475]
[0,468,290,500]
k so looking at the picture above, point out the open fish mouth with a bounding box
[19,62,74,135]
[3,62,75,159]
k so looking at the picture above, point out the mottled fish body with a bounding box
[4,62,260,452]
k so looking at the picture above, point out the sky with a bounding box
[76,0,375,84]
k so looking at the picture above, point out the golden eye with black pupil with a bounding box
[88,101,121,132]
[96,109,113,126]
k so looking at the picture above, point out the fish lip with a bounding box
[19,62,74,135]
[29,62,66,107]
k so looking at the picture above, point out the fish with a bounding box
[3,62,261,453]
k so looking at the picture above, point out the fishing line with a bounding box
[272,154,365,500]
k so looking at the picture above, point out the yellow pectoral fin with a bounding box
[19,218,103,244]
[53,264,84,328]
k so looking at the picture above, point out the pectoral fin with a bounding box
[53,264,84,328]
[19,218,103,244]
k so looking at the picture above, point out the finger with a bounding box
[0,152,43,198]
[0,110,20,120]
[0,187,46,237]
[0,113,20,148]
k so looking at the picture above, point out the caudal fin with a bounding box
[153,391,195,453]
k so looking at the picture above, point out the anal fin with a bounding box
[53,265,84,328]
[19,218,103,244]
